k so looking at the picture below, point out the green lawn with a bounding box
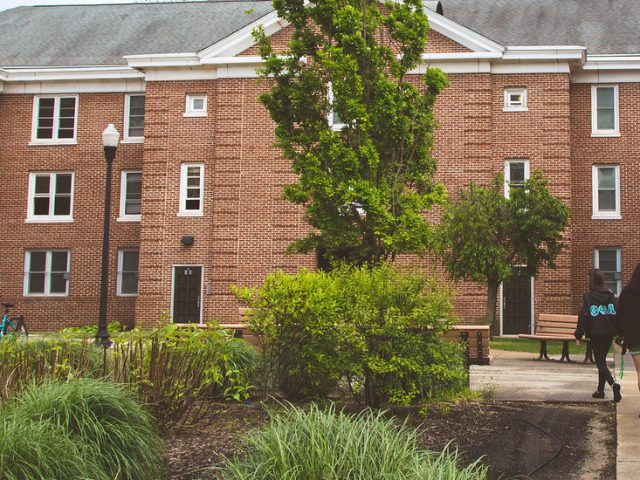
[491,337,588,356]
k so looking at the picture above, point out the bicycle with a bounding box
[0,302,28,339]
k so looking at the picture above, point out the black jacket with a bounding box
[574,288,619,340]
[618,287,640,348]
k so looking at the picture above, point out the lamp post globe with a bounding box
[96,124,119,347]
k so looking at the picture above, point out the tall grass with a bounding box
[0,378,164,480]
[220,403,488,480]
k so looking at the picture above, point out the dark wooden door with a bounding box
[173,266,202,324]
[502,268,532,335]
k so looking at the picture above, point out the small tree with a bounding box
[436,171,571,330]
[253,0,448,265]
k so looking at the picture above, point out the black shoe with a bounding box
[613,383,622,403]
[592,391,605,399]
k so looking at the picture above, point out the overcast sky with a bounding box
[0,1,207,12]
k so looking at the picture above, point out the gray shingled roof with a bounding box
[0,0,638,68]
[0,1,275,67]
[442,0,640,55]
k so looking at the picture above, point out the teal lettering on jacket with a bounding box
[590,304,616,317]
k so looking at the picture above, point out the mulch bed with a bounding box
[165,400,616,480]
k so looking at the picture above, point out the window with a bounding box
[27,172,74,222]
[504,160,530,198]
[591,85,619,136]
[327,82,344,131]
[595,248,622,295]
[184,94,208,117]
[592,165,621,219]
[118,171,142,221]
[24,250,70,296]
[117,250,139,296]
[31,95,78,143]
[179,163,204,216]
[124,95,145,141]
[503,87,527,112]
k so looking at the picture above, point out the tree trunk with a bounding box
[486,280,499,335]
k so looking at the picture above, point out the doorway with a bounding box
[501,267,533,335]
[172,266,202,324]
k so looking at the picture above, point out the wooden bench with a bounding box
[444,325,491,365]
[519,314,593,363]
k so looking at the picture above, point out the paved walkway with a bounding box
[470,348,640,479]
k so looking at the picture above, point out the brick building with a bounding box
[0,0,638,334]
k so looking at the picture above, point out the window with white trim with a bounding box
[595,248,622,295]
[184,94,208,117]
[179,163,204,216]
[117,250,139,296]
[592,165,620,219]
[327,82,344,131]
[503,87,527,112]
[591,85,619,136]
[118,171,142,221]
[31,95,78,143]
[504,159,530,198]
[27,172,74,222]
[124,95,145,141]
[24,250,70,296]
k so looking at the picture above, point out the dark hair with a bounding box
[626,262,640,291]
[590,270,606,290]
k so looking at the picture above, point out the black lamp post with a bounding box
[95,124,119,347]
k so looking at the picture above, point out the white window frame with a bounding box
[503,87,528,112]
[591,85,620,137]
[30,95,79,145]
[23,250,70,297]
[117,249,140,296]
[504,159,530,198]
[327,82,345,131]
[122,94,145,143]
[184,94,208,117]
[178,163,204,216]
[594,248,622,295]
[26,172,74,223]
[592,165,621,220]
[118,170,142,222]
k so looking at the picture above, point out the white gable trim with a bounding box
[198,10,288,60]
[124,53,200,68]
[426,10,503,53]
[0,68,6,81]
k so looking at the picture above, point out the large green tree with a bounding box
[436,171,571,330]
[254,0,448,265]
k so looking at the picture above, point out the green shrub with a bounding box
[59,320,126,338]
[237,264,467,406]
[0,338,101,401]
[234,269,354,399]
[0,378,164,480]
[219,403,487,480]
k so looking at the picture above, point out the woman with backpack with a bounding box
[574,270,622,402]
[618,262,640,399]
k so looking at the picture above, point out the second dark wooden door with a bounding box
[502,268,532,335]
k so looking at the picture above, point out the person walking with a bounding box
[618,262,640,398]
[575,270,622,402]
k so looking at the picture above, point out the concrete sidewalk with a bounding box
[470,349,615,402]
[616,352,639,480]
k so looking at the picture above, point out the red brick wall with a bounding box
[570,83,640,308]
[0,92,142,331]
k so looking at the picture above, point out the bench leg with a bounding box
[583,342,594,364]
[537,340,551,361]
[559,341,573,362]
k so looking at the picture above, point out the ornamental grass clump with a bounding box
[0,378,164,480]
[220,403,488,480]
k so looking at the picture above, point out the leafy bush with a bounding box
[109,324,258,428]
[234,270,352,399]
[0,338,101,401]
[59,320,126,338]
[237,264,467,406]
[219,403,487,480]
[0,378,164,480]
